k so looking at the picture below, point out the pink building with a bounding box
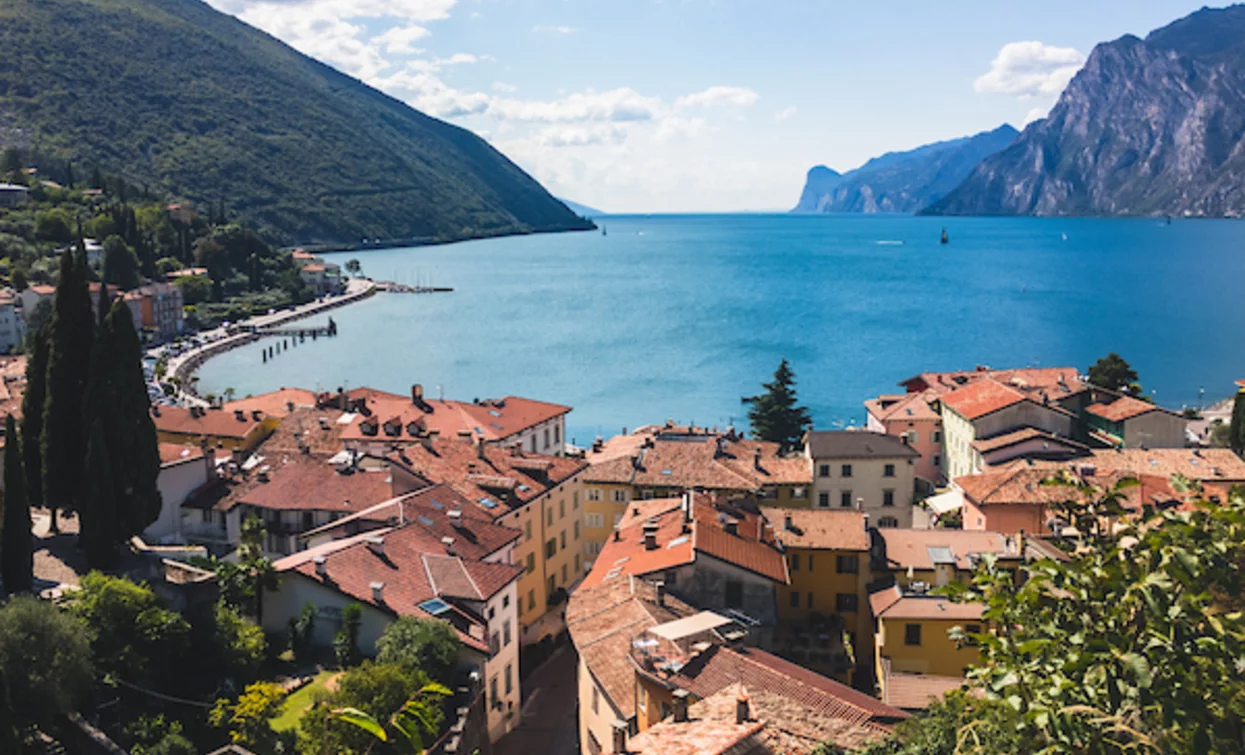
[864,391,943,485]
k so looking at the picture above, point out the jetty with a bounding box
[376,281,453,294]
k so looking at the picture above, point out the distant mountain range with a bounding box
[927,5,1245,217]
[791,125,1018,214]
[0,0,593,245]
[559,198,606,217]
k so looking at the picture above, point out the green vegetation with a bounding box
[748,358,813,453]
[209,681,287,751]
[296,662,448,755]
[1230,387,1245,457]
[0,0,593,246]
[1088,352,1143,396]
[858,478,1245,754]
[272,671,337,732]
[375,616,462,684]
[1,415,34,595]
[335,602,365,669]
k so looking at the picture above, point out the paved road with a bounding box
[495,646,580,755]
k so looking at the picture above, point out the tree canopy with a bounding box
[748,358,813,453]
[1,414,33,595]
[1088,352,1142,396]
[375,616,462,685]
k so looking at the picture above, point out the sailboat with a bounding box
[602,225,607,236]
[940,228,949,245]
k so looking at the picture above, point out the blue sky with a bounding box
[205,0,1209,212]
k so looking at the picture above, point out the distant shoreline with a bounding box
[287,222,598,256]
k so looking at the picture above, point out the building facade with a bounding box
[806,431,919,529]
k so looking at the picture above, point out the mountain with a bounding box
[926,6,1245,217]
[559,198,606,217]
[0,0,594,245]
[790,126,1018,214]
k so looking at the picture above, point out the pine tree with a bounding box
[1230,386,1245,458]
[81,419,119,569]
[41,248,95,533]
[747,359,813,454]
[20,331,48,513]
[1,415,33,595]
[65,160,75,189]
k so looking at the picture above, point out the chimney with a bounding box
[366,535,385,557]
[476,435,487,460]
[643,520,659,550]
[412,384,423,404]
[783,513,793,531]
[611,720,628,754]
[682,491,692,523]
[313,556,327,577]
[256,468,270,483]
[448,509,464,528]
[724,518,738,536]
[1017,528,1026,556]
[655,580,666,608]
[863,513,870,531]
[422,429,440,451]
[735,688,750,724]
[753,447,762,471]
[234,409,246,422]
[203,444,217,480]
[672,689,690,723]
[613,529,621,542]
[252,410,263,422]
[371,581,385,602]
[441,535,456,554]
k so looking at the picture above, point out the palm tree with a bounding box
[240,515,278,624]
[323,683,453,755]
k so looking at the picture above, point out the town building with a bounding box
[1080,447,1245,486]
[144,443,216,545]
[763,508,872,684]
[939,378,1078,480]
[383,435,588,644]
[262,521,525,742]
[1084,395,1187,448]
[18,284,55,320]
[869,584,983,683]
[580,492,789,640]
[870,528,1037,588]
[864,391,944,485]
[150,405,276,452]
[968,427,1090,469]
[131,282,185,341]
[167,203,198,224]
[0,289,24,353]
[806,431,919,528]
[581,424,810,561]
[0,183,30,208]
[877,666,970,713]
[336,384,571,457]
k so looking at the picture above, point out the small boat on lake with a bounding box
[940,228,949,244]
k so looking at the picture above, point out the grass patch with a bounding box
[271,670,337,732]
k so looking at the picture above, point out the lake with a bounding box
[195,214,1245,446]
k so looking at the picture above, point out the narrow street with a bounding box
[495,646,580,755]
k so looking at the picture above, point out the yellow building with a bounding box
[582,425,811,566]
[151,404,276,452]
[869,584,982,682]
[387,436,588,645]
[763,508,873,684]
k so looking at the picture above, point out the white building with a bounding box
[145,444,216,544]
[0,291,24,353]
[806,430,920,529]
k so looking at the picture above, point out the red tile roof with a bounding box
[340,391,570,445]
[939,379,1029,420]
[1084,448,1245,483]
[955,467,1193,512]
[869,585,983,621]
[902,366,1087,402]
[159,443,204,467]
[222,456,397,513]
[585,430,810,490]
[882,669,969,711]
[970,427,1088,454]
[1085,395,1172,422]
[580,493,788,588]
[762,508,870,551]
[223,388,318,419]
[864,391,941,422]
[151,405,264,440]
[876,529,1017,571]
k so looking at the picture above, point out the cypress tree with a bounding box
[747,359,813,454]
[20,331,47,513]
[41,248,94,533]
[1,415,33,595]
[1230,387,1245,458]
[81,419,118,569]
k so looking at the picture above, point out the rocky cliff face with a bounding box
[926,6,1245,217]
[791,126,1017,214]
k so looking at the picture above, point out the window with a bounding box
[587,487,602,502]
[589,732,602,755]
[525,521,532,541]
[613,514,622,527]
[503,595,510,608]
[841,464,853,477]
[879,516,899,528]
[904,624,922,646]
[547,507,553,526]
[759,486,778,500]
[503,619,512,646]
[592,685,600,715]
[505,663,513,694]
[663,569,678,586]
[808,554,814,571]
[490,632,500,655]
[528,590,535,610]
[561,564,567,584]
[806,592,815,608]
[559,500,565,518]
[575,554,581,573]
[836,555,859,574]
[490,676,499,707]
[530,436,537,453]
[574,521,581,539]
[792,486,808,499]
[525,553,535,574]
[818,464,830,478]
[884,463,896,477]
[791,553,800,572]
[789,591,800,608]
[836,593,858,612]
[544,428,550,448]
[489,607,495,619]
[547,575,556,596]
[932,430,942,443]
[840,490,853,508]
[818,492,830,508]
[611,489,628,503]
[555,425,561,444]
[585,512,604,528]
[966,623,982,635]
[933,454,941,468]
[883,489,895,507]
[545,539,557,559]
[560,530,567,549]
[573,491,579,509]
[725,580,743,608]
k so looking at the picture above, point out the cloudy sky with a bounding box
[204,0,1206,213]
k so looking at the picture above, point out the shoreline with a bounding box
[289,222,598,256]
[165,277,378,405]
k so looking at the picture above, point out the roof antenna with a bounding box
[438,384,444,401]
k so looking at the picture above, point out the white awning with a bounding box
[925,490,964,515]
[647,611,732,641]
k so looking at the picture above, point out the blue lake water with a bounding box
[196,214,1245,446]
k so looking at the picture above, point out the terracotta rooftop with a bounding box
[580,493,788,589]
[159,443,205,467]
[869,584,983,621]
[901,366,1088,402]
[585,429,810,490]
[670,644,906,734]
[616,497,685,530]
[955,466,1196,512]
[223,388,318,420]
[1085,448,1245,483]
[339,389,571,445]
[1086,395,1182,423]
[218,455,399,513]
[260,406,352,455]
[939,379,1033,421]
[864,391,941,423]
[970,427,1088,454]
[805,430,919,460]
[876,529,1020,571]
[761,508,870,552]
[625,685,764,755]
[151,405,263,440]
[274,524,522,653]
[881,667,970,711]
[567,576,697,719]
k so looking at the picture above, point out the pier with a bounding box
[376,281,454,294]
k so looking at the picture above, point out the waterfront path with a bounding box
[164,277,376,405]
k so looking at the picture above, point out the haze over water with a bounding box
[197,214,1245,445]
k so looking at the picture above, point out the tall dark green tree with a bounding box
[20,331,47,513]
[1230,385,1245,458]
[81,419,119,568]
[42,247,95,533]
[102,235,141,290]
[1088,352,1142,395]
[748,358,812,453]
[1,415,33,595]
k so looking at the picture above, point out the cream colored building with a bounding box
[806,431,919,529]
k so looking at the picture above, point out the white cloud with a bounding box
[532,25,577,34]
[539,125,627,147]
[774,106,798,121]
[372,25,430,55]
[655,117,707,141]
[492,81,518,94]
[369,68,490,117]
[974,41,1084,98]
[1023,106,1048,126]
[490,88,663,123]
[675,86,760,109]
